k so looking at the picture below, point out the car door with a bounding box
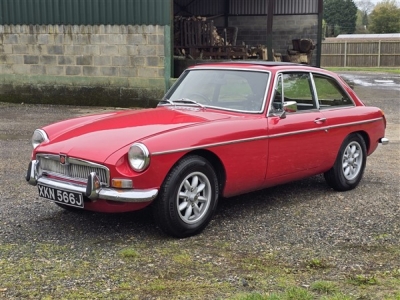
[266,71,329,179]
[311,72,357,164]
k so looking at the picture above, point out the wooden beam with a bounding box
[316,0,323,67]
[266,0,274,61]
[224,0,229,28]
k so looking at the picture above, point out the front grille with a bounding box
[37,154,110,186]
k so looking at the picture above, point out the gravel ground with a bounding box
[0,78,399,299]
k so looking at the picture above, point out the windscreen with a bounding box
[165,69,270,113]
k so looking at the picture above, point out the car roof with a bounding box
[211,61,303,67]
[188,60,322,72]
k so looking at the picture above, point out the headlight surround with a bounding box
[128,143,150,172]
[32,129,49,149]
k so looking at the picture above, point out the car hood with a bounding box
[38,107,232,162]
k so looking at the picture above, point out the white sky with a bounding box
[367,0,399,4]
[356,0,400,10]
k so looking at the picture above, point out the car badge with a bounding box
[60,154,68,165]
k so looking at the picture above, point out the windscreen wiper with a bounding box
[159,99,174,105]
[173,98,205,108]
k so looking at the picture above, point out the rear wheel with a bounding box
[152,155,219,238]
[324,133,367,191]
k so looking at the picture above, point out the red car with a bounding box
[26,62,388,237]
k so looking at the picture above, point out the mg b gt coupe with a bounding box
[26,62,388,237]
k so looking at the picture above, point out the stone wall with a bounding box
[0,24,168,107]
[229,15,319,64]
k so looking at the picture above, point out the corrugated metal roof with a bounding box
[0,0,171,25]
[174,0,225,16]
[230,0,268,15]
[274,0,318,15]
[336,33,400,39]
[174,0,319,16]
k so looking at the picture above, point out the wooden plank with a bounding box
[321,40,400,67]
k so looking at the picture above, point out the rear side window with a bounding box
[313,74,354,108]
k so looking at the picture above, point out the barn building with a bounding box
[0,0,323,106]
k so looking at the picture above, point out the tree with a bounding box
[369,0,400,33]
[355,9,369,33]
[355,0,375,14]
[355,0,374,28]
[324,0,358,35]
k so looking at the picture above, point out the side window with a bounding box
[272,72,316,113]
[313,74,354,108]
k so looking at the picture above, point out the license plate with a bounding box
[38,184,84,208]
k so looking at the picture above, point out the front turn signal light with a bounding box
[112,179,133,189]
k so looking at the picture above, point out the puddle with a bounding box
[374,79,395,84]
[339,73,400,91]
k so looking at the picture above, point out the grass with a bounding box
[305,258,330,269]
[1,241,399,299]
[347,274,378,286]
[311,281,338,294]
[325,67,400,74]
[118,248,140,259]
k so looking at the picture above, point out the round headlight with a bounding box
[32,129,49,149]
[128,143,150,172]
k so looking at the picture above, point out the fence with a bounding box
[321,40,400,67]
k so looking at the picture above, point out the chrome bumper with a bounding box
[380,137,389,145]
[26,160,158,203]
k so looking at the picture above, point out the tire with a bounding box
[152,155,219,238]
[324,133,367,191]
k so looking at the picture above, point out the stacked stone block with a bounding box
[0,24,167,106]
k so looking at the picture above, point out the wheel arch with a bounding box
[324,130,368,191]
[181,149,226,197]
[351,130,370,153]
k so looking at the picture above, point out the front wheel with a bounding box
[152,155,219,238]
[324,133,367,191]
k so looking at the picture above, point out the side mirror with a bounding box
[283,101,297,113]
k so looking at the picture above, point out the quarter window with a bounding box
[313,74,354,108]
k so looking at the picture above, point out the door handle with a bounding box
[314,117,327,123]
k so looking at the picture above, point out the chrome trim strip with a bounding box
[152,135,270,156]
[267,127,327,139]
[152,117,384,156]
[190,66,272,73]
[325,117,383,130]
